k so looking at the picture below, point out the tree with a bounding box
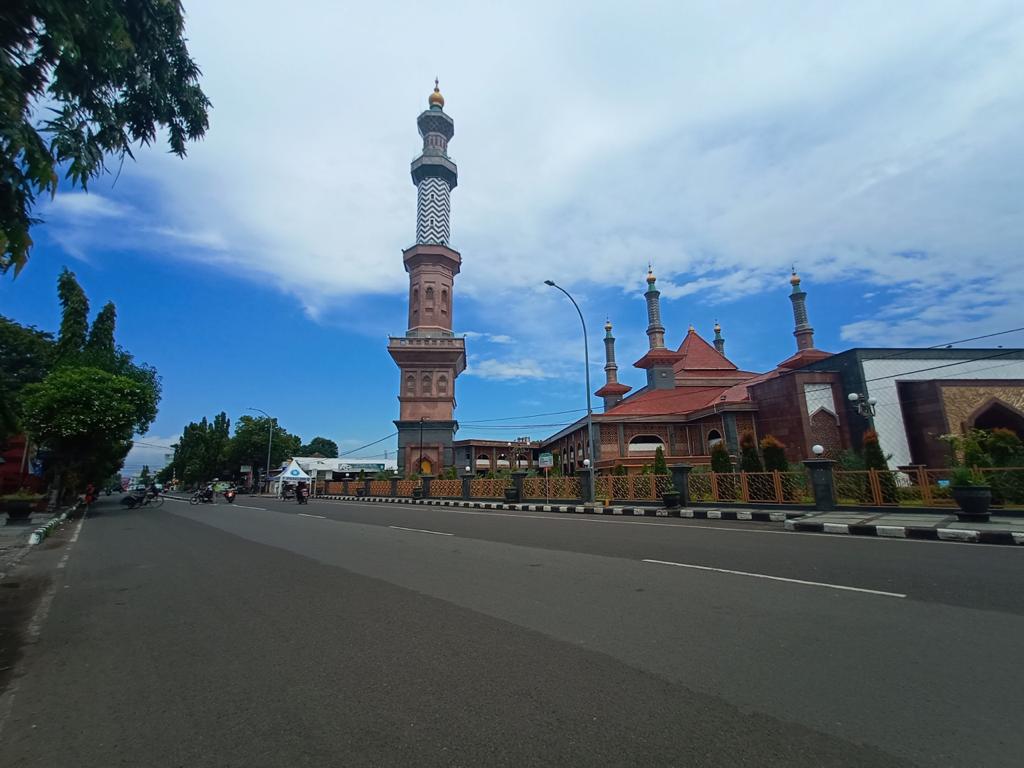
[228,416,301,477]
[0,314,54,438]
[653,445,668,475]
[710,442,732,473]
[760,436,788,472]
[299,436,338,458]
[2,1,211,275]
[739,430,763,472]
[166,412,231,485]
[54,268,89,365]
[22,366,158,495]
[16,270,159,497]
[138,465,151,485]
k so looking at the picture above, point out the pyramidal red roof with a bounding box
[601,384,729,416]
[673,330,739,373]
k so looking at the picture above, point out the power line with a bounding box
[339,432,398,456]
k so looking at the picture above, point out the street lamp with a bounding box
[847,392,878,418]
[248,407,274,494]
[418,416,425,477]
[544,279,596,504]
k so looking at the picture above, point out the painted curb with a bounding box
[28,504,78,545]
[784,516,1021,546]
[319,495,810,524]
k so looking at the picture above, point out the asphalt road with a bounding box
[1,495,1021,767]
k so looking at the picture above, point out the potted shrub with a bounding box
[1,491,47,524]
[949,466,991,522]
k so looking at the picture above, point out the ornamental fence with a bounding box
[522,476,582,500]
[316,466,1024,509]
[687,471,813,505]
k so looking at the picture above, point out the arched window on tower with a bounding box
[437,375,448,395]
[707,429,723,449]
[422,374,432,394]
[441,289,448,314]
[405,375,415,395]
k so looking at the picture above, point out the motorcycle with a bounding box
[224,488,236,504]
[296,486,308,505]
[189,489,215,506]
[121,491,146,509]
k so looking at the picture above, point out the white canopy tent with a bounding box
[271,459,311,495]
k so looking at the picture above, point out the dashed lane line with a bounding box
[388,525,454,537]
[642,558,907,598]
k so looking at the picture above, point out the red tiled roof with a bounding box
[776,347,833,369]
[595,382,632,396]
[601,384,730,417]
[633,348,682,369]
[673,330,739,372]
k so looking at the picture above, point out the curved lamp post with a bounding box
[544,280,595,504]
[248,407,274,493]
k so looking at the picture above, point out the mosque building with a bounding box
[388,83,1024,478]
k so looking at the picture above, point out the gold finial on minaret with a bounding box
[429,77,445,108]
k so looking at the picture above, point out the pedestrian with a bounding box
[84,482,96,509]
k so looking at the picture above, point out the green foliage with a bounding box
[653,445,668,475]
[166,412,232,485]
[298,436,338,458]
[837,449,866,471]
[986,428,1024,467]
[358,469,366,480]
[760,435,787,472]
[22,366,157,491]
[640,463,653,475]
[443,466,458,480]
[54,268,89,364]
[950,465,985,487]
[138,465,151,484]
[227,415,300,477]
[613,464,627,476]
[0,314,54,437]
[739,430,763,472]
[710,442,732,473]
[84,302,117,365]
[2,2,211,276]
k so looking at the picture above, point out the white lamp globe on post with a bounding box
[812,444,825,457]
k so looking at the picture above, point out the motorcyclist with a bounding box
[203,483,214,502]
[147,481,160,499]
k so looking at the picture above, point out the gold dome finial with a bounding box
[688,323,695,332]
[429,77,445,108]
[790,265,800,286]
[713,319,721,333]
[604,318,613,332]
[646,264,656,284]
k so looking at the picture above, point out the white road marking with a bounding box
[232,504,267,510]
[297,512,326,519]
[389,525,454,536]
[641,558,907,598]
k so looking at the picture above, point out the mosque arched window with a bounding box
[405,375,415,395]
[437,375,448,395]
[707,430,723,449]
[422,374,432,394]
[441,289,448,314]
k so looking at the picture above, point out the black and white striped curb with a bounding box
[28,503,79,545]
[317,495,801,522]
[785,518,1024,546]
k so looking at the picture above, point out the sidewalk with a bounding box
[786,510,1024,545]
[322,495,1024,545]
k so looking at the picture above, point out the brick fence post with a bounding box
[669,464,693,507]
[803,459,836,511]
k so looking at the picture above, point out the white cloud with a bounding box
[464,357,560,381]
[46,192,131,220]
[53,1,1024,364]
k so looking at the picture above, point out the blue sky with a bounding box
[2,0,1023,475]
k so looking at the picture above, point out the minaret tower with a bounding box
[595,320,631,410]
[788,267,815,351]
[633,267,680,389]
[713,321,726,355]
[388,81,466,477]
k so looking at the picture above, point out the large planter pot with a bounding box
[504,487,520,503]
[951,485,991,522]
[2,497,44,524]
[661,490,681,509]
